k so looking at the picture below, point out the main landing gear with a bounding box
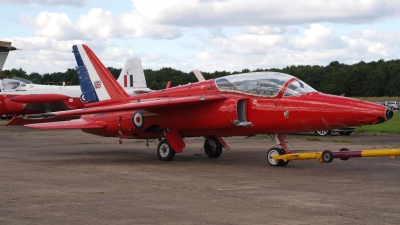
[204,137,223,158]
[267,134,400,166]
[156,135,227,161]
[157,139,176,161]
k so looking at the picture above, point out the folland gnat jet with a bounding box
[1,43,151,119]
[21,44,396,166]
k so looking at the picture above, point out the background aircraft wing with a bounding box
[11,94,71,103]
[25,94,226,119]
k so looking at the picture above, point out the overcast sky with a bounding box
[1,0,400,74]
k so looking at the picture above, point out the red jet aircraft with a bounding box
[22,44,394,166]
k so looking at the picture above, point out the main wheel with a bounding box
[339,131,353,135]
[267,147,289,166]
[322,150,333,163]
[157,139,176,161]
[339,148,350,161]
[204,137,222,158]
[317,130,332,136]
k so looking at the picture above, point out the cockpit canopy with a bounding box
[0,77,31,91]
[215,72,316,97]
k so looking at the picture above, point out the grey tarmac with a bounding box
[1,120,400,225]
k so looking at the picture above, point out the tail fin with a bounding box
[72,44,129,102]
[0,51,9,71]
[0,41,17,71]
[117,58,152,94]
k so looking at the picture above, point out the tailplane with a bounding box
[72,44,129,102]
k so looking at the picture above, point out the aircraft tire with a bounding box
[339,148,350,161]
[322,150,333,163]
[317,130,331,136]
[204,137,222,158]
[339,131,353,135]
[267,147,289,166]
[157,139,176,161]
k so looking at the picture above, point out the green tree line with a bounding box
[2,58,400,97]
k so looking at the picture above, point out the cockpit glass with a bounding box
[1,79,22,91]
[215,72,316,97]
[283,80,316,96]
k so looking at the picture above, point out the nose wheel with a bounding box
[267,147,289,166]
[157,139,176,161]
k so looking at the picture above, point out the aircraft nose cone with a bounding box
[386,108,393,120]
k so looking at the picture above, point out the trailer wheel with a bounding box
[339,148,350,161]
[322,150,333,163]
[267,147,289,166]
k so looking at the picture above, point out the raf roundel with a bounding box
[80,94,87,102]
[132,110,144,129]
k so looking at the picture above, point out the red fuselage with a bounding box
[80,78,390,139]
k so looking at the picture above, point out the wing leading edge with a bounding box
[26,119,107,130]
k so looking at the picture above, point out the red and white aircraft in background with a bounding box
[19,44,397,166]
[1,42,151,117]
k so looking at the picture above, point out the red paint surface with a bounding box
[83,44,129,99]
[11,94,70,103]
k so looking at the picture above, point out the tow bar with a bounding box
[271,148,400,163]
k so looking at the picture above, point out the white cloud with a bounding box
[290,24,346,50]
[133,0,400,26]
[21,12,80,40]
[243,26,286,35]
[2,0,400,75]
[21,9,183,41]
[186,23,400,72]
[0,37,132,74]
[0,0,87,7]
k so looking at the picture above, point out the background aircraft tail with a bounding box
[0,41,17,71]
[72,44,129,102]
[117,58,152,94]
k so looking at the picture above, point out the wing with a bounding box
[26,119,107,129]
[24,94,226,119]
[6,116,78,126]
